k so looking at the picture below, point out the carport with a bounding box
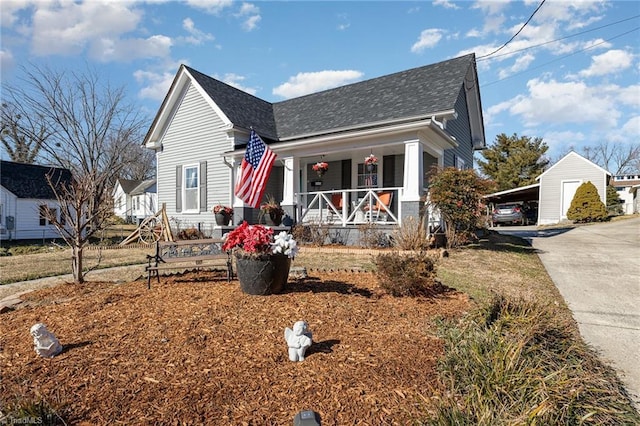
[484,183,540,225]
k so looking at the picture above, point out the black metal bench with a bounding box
[145,239,233,289]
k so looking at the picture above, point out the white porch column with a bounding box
[281,156,299,224]
[401,139,423,202]
[281,156,299,205]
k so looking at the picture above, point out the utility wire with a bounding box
[481,26,640,87]
[477,0,547,59]
[477,14,640,62]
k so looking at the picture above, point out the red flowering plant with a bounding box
[364,154,378,166]
[222,221,298,260]
[312,161,329,173]
[213,205,233,215]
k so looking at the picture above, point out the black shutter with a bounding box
[176,165,182,213]
[199,161,207,212]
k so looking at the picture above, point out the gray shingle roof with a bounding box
[185,66,279,141]
[117,179,142,194]
[130,179,156,195]
[1,160,72,199]
[274,54,475,139]
[185,53,475,142]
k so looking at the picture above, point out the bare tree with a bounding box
[117,142,156,180]
[0,101,50,163]
[582,141,640,175]
[3,64,148,283]
[42,171,113,282]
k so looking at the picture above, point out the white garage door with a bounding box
[561,180,582,219]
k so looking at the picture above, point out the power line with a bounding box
[481,26,640,88]
[477,14,640,62]
[477,0,547,59]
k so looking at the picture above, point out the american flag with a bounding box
[235,130,277,208]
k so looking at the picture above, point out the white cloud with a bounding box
[504,78,626,128]
[91,35,172,62]
[0,49,15,72]
[1,0,31,27]
[272,70,364,99]
[236,2,261,32]
[579,49,634,78]
[472,0,510,15]
[185,0,233,15]
[216,73,257,95]
[134,68,176,101]
[542,130,585,151]
[337,13,350,31]
[410,29,444,53]
[30,1,142,56]
[181,17,215,45]
[621,116,640,136]
[433,0,459,10]
[617,84,640,108]
[498,53,535,79]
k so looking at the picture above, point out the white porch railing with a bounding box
[295,187,402,226]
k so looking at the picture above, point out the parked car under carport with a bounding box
[491,202,537,226]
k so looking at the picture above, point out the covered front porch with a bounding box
[230,117,459,229]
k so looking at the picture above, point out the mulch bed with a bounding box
[0,270,470,425]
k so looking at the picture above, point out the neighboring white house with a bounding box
[611,175,640,215]
[113,178,157,224]
[0,160,72,240]
[143,54,485,232]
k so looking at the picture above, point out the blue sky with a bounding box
[1,0,639,163]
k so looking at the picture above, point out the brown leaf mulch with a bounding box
[0,271,470,425]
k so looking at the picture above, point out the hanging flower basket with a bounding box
[312,161,329,177]
[364,154,378,166]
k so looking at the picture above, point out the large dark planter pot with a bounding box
[264,211,283,226]
[215,212,231,226]
[235,252,291,295]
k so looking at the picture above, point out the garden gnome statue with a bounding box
[30,323,63,358]
[284,321,313,362]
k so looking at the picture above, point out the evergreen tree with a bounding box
[477,133,549,191]
[606,184,623,215]
[566,181,608,223]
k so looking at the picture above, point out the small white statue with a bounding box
[284,321,313,362]
[30,323,63,358]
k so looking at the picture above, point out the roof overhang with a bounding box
[223,117,458,160]
[484,183,540,203]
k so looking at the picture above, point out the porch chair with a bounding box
[364,191,393,222]
[327,193,344,219]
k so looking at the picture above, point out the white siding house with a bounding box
[144,54,486,233]
[612,175,640,215]
[113,178,157,224]
[537,152,610,225]
[0,160,72,240]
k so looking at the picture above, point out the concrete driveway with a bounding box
[497,218,640,407]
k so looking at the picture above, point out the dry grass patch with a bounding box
[0,246,152,284]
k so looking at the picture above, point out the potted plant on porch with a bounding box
[260,194,285,226]
[212,205,233,226]
[222,221,298,295]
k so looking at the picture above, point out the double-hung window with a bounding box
[183,164,199,212]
